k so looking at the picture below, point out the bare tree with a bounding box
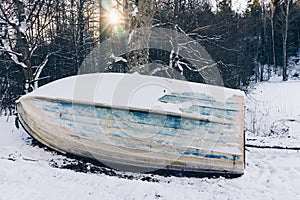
[0,0,55,93]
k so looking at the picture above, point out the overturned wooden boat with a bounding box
[17,73,245,176]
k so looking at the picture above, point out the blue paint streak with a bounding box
[183,151,239,161]
[159,92,239,108]
[158,92,241,122]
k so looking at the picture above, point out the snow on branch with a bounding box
[0,39,28,69]
[32,51,58,89]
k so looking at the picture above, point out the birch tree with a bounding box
[0,0,56,93]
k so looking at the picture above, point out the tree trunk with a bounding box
[260,63,264,82]
[15,0,32,93]
[270,1,277,73]
[282,0,291,81]
[77,0,85,71]
[174,0,179,25]
[262,5,271,80]
[123,0,130,30]
[126,0,154,74]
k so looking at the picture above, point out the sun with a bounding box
[108,10,120,24]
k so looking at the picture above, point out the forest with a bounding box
[1,0,300,114]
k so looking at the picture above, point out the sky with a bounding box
[231,0,249,13]
[210,0,249,13]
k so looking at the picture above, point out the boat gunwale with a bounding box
[23,96,241,126]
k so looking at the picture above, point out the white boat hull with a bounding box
[17,73,245,175]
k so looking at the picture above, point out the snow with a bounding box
[19,20,27,35]
[22,73,244,115]
[110,54,128,63]
[1,39,28,69]
[2,78,300,199]
[132,6,138,17]
[246,79,300,148]
[288,49,300,77]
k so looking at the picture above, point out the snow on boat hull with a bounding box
[17,73,245,175]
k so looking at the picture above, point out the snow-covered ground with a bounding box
[246,77,300,148]
[1,79,300,200]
